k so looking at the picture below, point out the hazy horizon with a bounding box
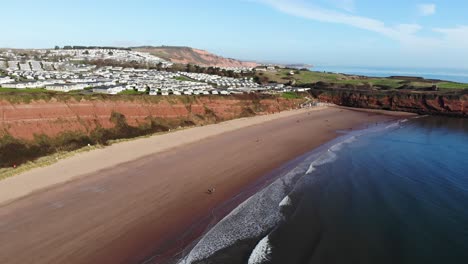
[2,0,468,69]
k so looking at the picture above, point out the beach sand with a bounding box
[0,107,412,264]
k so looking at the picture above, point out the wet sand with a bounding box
[0,107,412,264]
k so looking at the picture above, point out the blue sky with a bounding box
[2,0,468,68]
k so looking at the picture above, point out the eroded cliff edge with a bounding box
[310,87,467,117]
[0,94,302,140]
[0,94,304,167]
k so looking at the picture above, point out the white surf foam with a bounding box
[279,195,292,207]
[385,122,400,129]
[305,136,356,174]
[179,164,306,264]
[306,151,337,174]
[179,120,409,263]
[248,235,273,264]
[386,119,412,129]
[306,119,410,175]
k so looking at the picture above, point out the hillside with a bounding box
[256,69,468,90]
[134,46,259,68]
[256,68,466,116]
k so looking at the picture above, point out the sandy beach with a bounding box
[0,107,412,264]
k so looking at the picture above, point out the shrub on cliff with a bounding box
[53,131,93,151]
[0,135,31,167]
[90,127,115,145]
[0,95,304,168]
[110,111,129,130]
[0,135,56,168]
[240,107,256,118]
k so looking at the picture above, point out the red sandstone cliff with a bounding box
[0,95,302,140]
[311,89,467,117]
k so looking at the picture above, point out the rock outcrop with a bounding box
[310,88,467,117]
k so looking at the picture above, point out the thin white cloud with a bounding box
[418,4,436,16]
[256,0,468,56]
[253,0,468,66]
[257,0,423,43]
[433,26,468,47]
[329,0,355,12]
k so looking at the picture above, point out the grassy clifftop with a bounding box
[256,69,468,90]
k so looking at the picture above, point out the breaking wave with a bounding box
[248,236,273,264]
[279,196,292,207]
[306,136,356,174]
[178,120,406,264]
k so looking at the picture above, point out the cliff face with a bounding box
[312,89,467,117]
[0,95,302,140]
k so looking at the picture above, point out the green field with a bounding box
[118,89,146,95]
[281,91,302,99]
[256,69,468,90]
[0,87,50,93]
[257,69,405,88]
[436,82,468,89]
[257,69,344,84]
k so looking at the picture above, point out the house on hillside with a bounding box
[45,83,88,92]
[0,77,14,85]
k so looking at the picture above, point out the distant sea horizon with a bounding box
[311,66,468,83]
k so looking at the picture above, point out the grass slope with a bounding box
[257,69,468,90]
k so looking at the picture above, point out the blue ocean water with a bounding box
[311,66,468,83]
[180,116,468,264]
[262,116,468,264]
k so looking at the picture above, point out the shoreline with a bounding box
[0,107,414,264]
[172,117,415,264]
[0,107,324,205]
[151,142,320,263]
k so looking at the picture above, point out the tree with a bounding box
[54,46,60,50]
[156,62,163,71]
[108,51,114,56]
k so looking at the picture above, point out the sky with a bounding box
[2,0,468,68]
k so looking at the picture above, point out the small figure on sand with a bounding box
[206,187,216,195]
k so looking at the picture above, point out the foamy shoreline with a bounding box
[0,107,414,264]
[179,118,415,264]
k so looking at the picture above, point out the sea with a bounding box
[178,116,468,264]
[310,66,468,83]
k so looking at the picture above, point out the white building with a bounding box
[0,77,14,85]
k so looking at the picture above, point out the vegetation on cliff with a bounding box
[0,94,305,168]
[256,69,468,90]
[0,112,198,168]
[310,88,467,117]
